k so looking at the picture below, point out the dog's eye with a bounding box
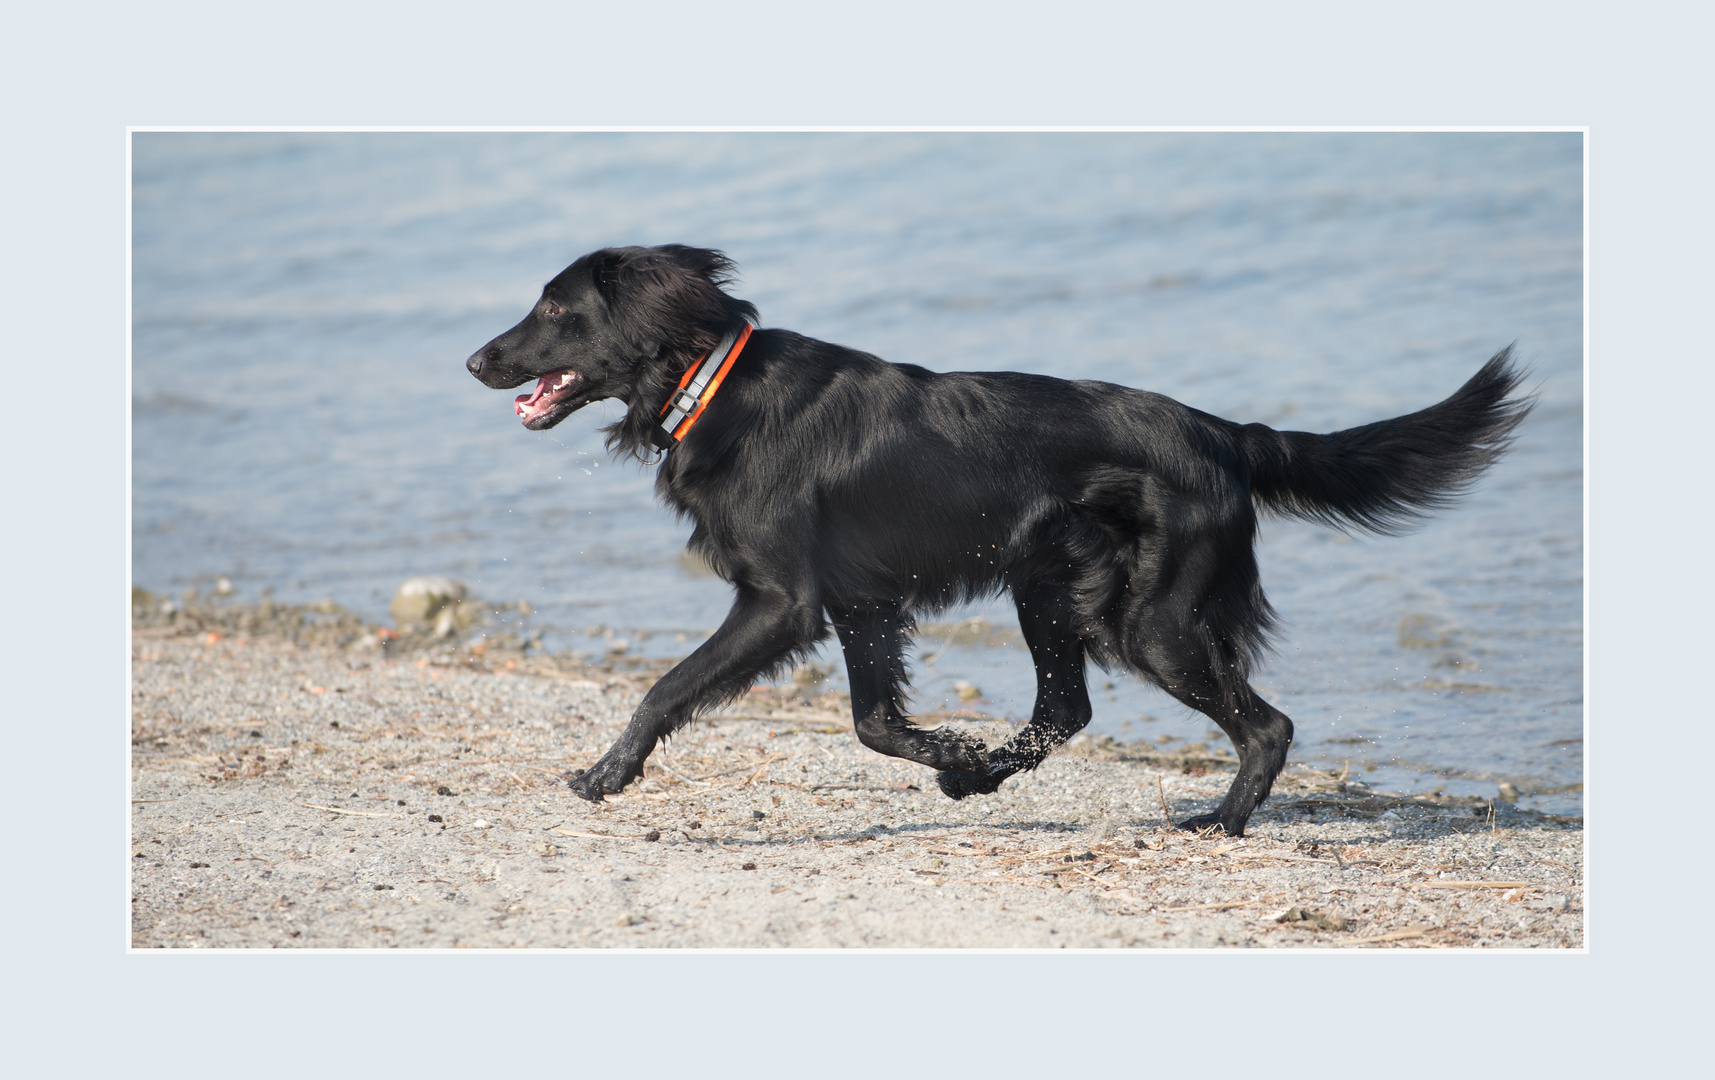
[543,301,564,317]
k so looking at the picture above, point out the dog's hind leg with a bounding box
[937,580,1092,799]
[830,606,990,773]
[568,585,824,801]
[1131,626,1293,838]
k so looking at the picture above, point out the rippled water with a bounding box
[132,132,1584,813]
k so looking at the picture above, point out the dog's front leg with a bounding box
[829,606,990,773]
[938,577,1092,798]
[567,586,824,801]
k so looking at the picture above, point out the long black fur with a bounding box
[467,245,1532,836]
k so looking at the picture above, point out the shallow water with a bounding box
[131,132,1584,814]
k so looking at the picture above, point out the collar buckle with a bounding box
[669,386,703,415]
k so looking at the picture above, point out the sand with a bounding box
[128,606,1584,949]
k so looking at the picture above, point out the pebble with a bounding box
[389,576,466,625]
[1276,907,1349,932]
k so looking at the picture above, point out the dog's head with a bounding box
[466,245,757,434]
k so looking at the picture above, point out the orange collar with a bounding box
[651,317,757,452]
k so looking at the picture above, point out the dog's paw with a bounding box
[1175,812,1244,838]
[936,768,1005,800]
[565,768,606,802]
[566,758,638,802]
[924,728,990,774]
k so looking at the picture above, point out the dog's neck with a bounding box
[649,318,758,454]
[602,320,758,463]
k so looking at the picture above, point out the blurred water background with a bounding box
[131,132,1583,814]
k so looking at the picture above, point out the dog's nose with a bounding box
[466,349,488,378]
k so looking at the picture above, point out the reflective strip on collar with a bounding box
[653,317,758,449]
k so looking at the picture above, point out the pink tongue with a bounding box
[516,376,553,409]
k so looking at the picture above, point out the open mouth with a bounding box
[514,369,585,429]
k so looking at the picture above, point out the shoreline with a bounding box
[129,597,1584,949]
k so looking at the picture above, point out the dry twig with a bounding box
[1349,927,1431,944]
[549,828,622,841]
[1405,880,1534,891]
[291,800,401,819]
[1160,901,1253,913]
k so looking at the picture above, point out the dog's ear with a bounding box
[590,250,628,307]
[653,244,739,290]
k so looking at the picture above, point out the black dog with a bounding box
[467,245,1530,837]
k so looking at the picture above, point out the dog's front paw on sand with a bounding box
[936,767,1006,800]
[566,759,638,802]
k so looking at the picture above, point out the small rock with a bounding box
[752,810,767,820]
[1497,782,1521,802]
[427,814,443,823]
[741,862,757,871]
[390,576,466,625]
[372,884,394,891]
[953,680,982,701]
[791,663,831,687]
[436,786,455,796]
[533,842,557,857]
[188,862,209,869]
[1275,906,1349,932]
[643,830,661,842]
[472,819,491,829]
[215,577,234,595]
